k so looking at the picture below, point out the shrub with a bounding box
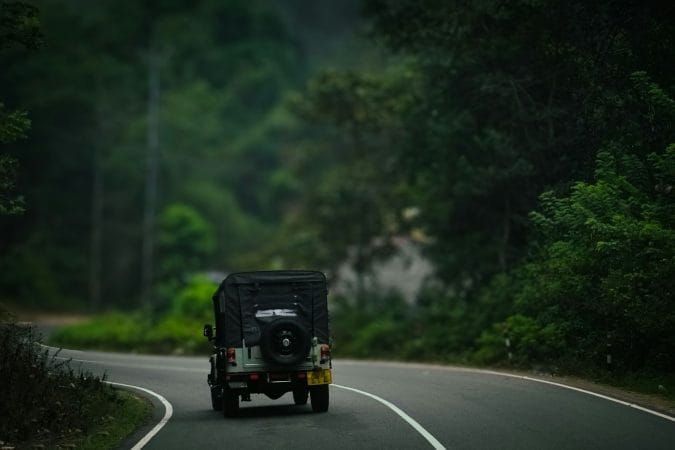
[474,314,564,367]
[50,312,146,351]
[0,311,147,448]
[168,275,217,323]
[50,275,217,354]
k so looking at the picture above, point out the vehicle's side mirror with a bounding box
[203,324,213,340]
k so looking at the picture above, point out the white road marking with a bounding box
[333,384,446,450]
[43,348,177,449]
[339,360,675,424]
[44,345,675,448]
[106,381,173,450]
[502,374,675,424]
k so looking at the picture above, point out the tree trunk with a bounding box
[141,48,161,311]
[89,142,103,311]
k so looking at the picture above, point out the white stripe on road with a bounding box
[105,381,173,450]
[45,348,175,449]
[498,373,675,424]
[333,384,446,450]
[339,360,675,424]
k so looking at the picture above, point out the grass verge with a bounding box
[76,389,152,450]
[0,309,153,449]
[49,312,210,355]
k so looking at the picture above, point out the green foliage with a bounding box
[480,73,675,371]
[157,203,216,280]
[280,0,675,379]
[0,312,149,449]
[512,143,675,371]
[51,312,145,350]
[51,275,217,354]
[0,235,79,308]
[77,390,150,450]
[0,102,29,143]
[277,65,418,276]
[144,316,209,354]
[1,0,674,388]
[1,0,347,308]
[330,289,411,358]
[0,152,24,215]
[0,0,42,50]
[474,314,564,367]
[0,0,40,216]
[50,310,212,355]
[352,0,675,294]
[168,275,217,323]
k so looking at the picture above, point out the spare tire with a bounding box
[259,318,311,366]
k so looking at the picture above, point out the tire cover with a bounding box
[260,318,311,366]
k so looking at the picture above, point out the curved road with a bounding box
[56,348,674,449]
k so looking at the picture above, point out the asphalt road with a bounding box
[55,348,675,449]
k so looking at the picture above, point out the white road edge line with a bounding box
[333,384,446,450]
[105,381,173,450]
[437,366,675,424]
[498,372,675,423]
[339,361,675,424]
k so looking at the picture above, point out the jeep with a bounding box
[204,270,332,416]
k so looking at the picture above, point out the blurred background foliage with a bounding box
[1,0,674,384]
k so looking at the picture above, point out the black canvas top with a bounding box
[212,270,329,347]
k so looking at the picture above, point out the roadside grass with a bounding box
[591,371,675,402]
[50,310,675,418]
[0,312,152,449]
[49,312,211,355]
[77,389,151,450]
[49,274,215,355]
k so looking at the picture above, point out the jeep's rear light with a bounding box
[320,344,331,363]
[227,347,236,365]
[297,372,306,379]
[249,373,259,381]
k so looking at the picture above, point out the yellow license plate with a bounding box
[307,369,332,385]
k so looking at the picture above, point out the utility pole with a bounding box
[141,48,160,312]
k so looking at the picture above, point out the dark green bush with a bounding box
[0,311,141,448]
[474,314,564,367]
[50,275,217,354]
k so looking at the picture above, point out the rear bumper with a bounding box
[224,369,332,393]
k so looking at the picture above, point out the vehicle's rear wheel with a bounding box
[222,389,239,417]
[310,385,329,412]
[293,388,308,405]
[211,386,222,411]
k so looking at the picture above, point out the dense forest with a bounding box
[2,0,674,380]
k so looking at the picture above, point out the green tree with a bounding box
[155,203,215,309]
[488,72,675,371]
[361,0,675,294]
[0,103,29,215]
[0,0,41,215]
[283,0,675,365]
[280,67,418,289]
[0,0,319,309]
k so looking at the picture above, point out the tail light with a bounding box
[320,344,331,363]
[227,347,236,365]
